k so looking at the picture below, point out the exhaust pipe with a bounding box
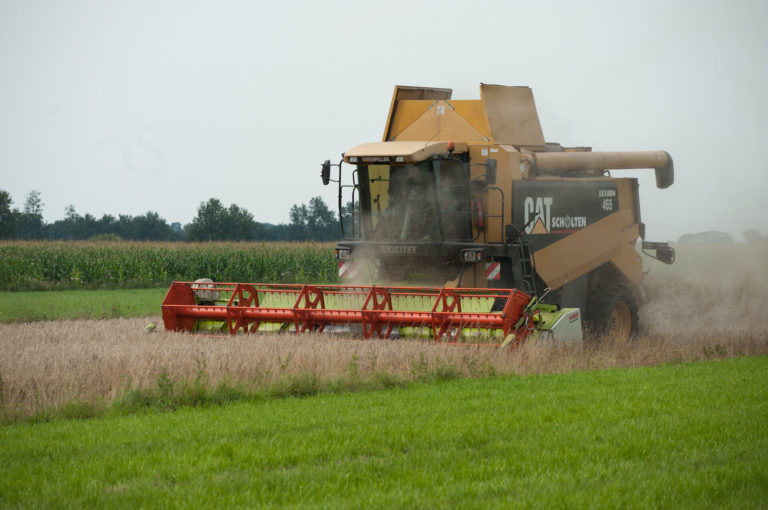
[530,150,674,189]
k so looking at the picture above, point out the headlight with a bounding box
[335,248,351,260]
[461,249,484,262]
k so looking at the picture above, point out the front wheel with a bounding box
[584,285,639,341]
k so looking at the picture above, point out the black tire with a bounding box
[584,285,639,341]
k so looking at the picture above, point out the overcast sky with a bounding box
[1,0,767,241]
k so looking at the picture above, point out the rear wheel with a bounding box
[585,285,639,341]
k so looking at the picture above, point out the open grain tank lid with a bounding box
[382,84,546,150]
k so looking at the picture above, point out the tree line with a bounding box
[0,189,341,242]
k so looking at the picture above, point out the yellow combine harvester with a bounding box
[322,84,674,340]
[163,84,674,344]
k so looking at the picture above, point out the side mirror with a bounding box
[656,246,675,264]
[642,241,675,265]
[485,158,497,186]
[321,160,331,185]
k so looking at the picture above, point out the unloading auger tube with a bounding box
[524,150,674,188]
[161,281,582,347]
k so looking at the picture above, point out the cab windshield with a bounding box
[355,159,471,241]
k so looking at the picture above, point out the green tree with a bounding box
[186,198,228,241]
[288,203,310,240]
[64,204,78,221]
[287,196,339,241]
[0,190,19,239]
[18,190,45,239]
[133,211,175,240]
[307,196,337,240]
[24,190,43,215]
[49,205,87,239]
[186,198,260,241]
[226,203,261,240]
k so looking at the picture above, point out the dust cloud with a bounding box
[639,243,768,337]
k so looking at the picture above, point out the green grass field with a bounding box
[2,356,766,509]
[0,288,166,323]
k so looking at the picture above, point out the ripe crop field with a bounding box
[3,316,766,420]
[1,357,766,508]
[0,240,337,291]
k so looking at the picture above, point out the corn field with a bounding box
[0,241,338,290]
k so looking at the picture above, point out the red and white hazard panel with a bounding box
[485,262,501,280]
[338,261,360,280]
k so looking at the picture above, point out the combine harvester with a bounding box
[163,84,675,346]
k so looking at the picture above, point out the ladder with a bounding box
[505,226,538,297]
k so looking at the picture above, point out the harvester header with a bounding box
[162,281,582,346]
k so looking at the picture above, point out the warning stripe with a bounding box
[485,262,501,280]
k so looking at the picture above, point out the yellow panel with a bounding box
[609,242,643,285]
[616,178,636,212]
[480,84,545,147]
[534,210,639,289]
[384,86,452,141]
[470,263,487,288]
[450,101,491,140]
[393,101,488,142]
[446,262,487,288]
[386,100,433,141]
